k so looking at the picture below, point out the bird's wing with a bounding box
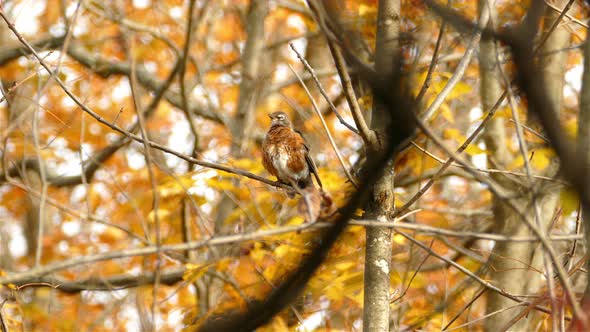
[295,129,323,188]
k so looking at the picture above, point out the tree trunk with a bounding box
[482,0,568,330]
[362,0,400,330]
[577,0,590,311]
[214,0,268,232]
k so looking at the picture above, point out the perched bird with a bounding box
[262,111,323,191]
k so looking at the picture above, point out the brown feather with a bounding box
[262,121,322,190]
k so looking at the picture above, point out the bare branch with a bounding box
[287,62,359,189]
[0,33,224,124]
[289,43,361,136]
[421,6,488,121]
[13,267,185,293]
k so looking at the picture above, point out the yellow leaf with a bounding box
[493,106,513,119]
[286,216,305,226]
[187,194,208,205]
[156,173,195,197]
[275,244,309,265]
[508,149,555,171]
[443,129,483,155]
[413,71,428,96]
[391,271,426,288]
[443,128,461,140]
[560,188,579,216]
[359,4,377,16]
[347,289,364,306]
[250,247,267,263]
[274,244,290,259]
[231,158,265,173]
[432,74,471,98]
[530,148,555,171]
[393,234,406,245]
[323,271,364,303]
[183,263,209,283]
[448,81,472,98]
[207,178,235,191]
[464,144,484,156]
[216,258,232,272]
[333,261,355,271]
[508,155,524,170]
[147,208,172,223]
[440,103,454,123]
[565,120,577,138]
[432,78,446,94]
[325,281,344,301]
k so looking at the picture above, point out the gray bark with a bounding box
[215,0,268,232]
[482,0,569,330]
[478,2,526,330]
[230,0,268,155]
[577,0,590,307]
[4,80,49,260]
[363,0,400,331]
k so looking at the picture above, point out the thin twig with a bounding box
[395,230,562,320]
[544,0,586,28]
[507,118,550,142]
[32,65,47,267]
[327,40,376,146]
[413,112,584,322]
[441,287,487,330]
[421,6,488,121]
[128,40,162,332]
[287,63,359,188]
[2,207,584,288]
[289,43,360,135]
[415,16,446,103]
[497,34,559,329]
[410,141,566,184]
[179,0,207,168]
[0,9,294,190]
[444,303,526,331]
[390,239,435,303]
[0,300,6,332]
[395,86,505,215]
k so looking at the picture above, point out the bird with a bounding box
[262,111,323,192]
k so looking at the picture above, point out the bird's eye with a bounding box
[279,115,285,120]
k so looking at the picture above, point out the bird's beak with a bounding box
[268,114,274,120]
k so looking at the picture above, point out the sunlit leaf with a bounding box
[530,148,555,171]
[560,188,579,216]
[183,263,210,283]
[393,234,406,245]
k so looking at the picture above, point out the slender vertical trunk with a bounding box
[215,0,268,232]
[478,2,527,330]
[577,1,590,311]
[483,0,568,330]
[363,0,400,330]
[230,0,267,155]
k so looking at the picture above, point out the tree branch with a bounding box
[13,267,185,293]
[0,33,224,124]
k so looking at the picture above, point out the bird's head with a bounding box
[268,111,291,128]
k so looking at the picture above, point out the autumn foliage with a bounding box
[0,0,589,331]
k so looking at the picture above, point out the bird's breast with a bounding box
[263,127,309,182]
